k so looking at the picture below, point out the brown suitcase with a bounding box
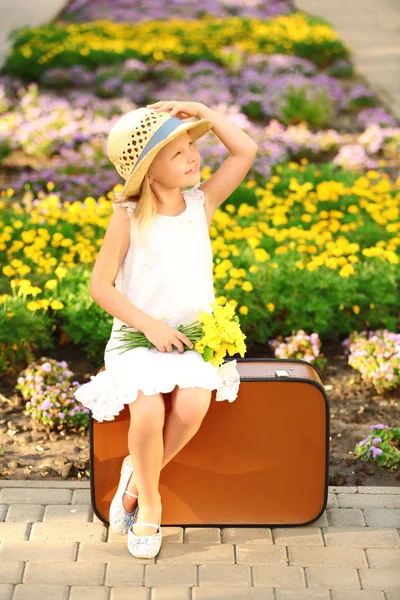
[90,357,329,527]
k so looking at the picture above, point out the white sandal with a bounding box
[127,501,162,559]
[109,455,138,535]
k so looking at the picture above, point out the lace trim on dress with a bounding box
[112,200,137,219]
[74,357,240,422]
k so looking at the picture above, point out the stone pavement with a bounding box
[0,0,67,69]
[0,480,399,599]
[295,0,400,121]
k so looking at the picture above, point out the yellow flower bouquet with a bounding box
[106,300,247,367]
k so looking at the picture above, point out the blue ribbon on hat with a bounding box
[132,116,184,173]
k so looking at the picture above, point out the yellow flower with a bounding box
[54,266,68,279]
[50,300,64,310]
[26,301,39,312]
[242,281,253,292]
[254,248,269,262]
[239,306,248,315]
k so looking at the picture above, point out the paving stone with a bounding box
[43,505,93,521]
[312,513,328,527]
[77,542,132,562]
[107,526,184,544]
[357,487,400,495]
[0,506,7,522]
[322,527,400,548]
[326,592,383,600]
[0,540,77,562]
[144,564,196,586]
[92,513,104,524]
[29,521,106,542]
[275,591,330,599]
[329,487,358,495]
[69,586,110,599]
[0,562,24,584]
[221,527,273,544]
[23,562,105,585]
[305,566,361,588]
[288,546,367,567]
[327,494,339,509]
[104,563,145,586]
[151,588,191,600]
[0,522,30,541]
[0,585,13,600]
[272,527,324,546]
[358,567,400,589]
[109,588,149,600]
[364,509,400,528]
[192,588,274,599]
[327,509,366,527]
[198,564,251,585]
[71,489,91,505]
[5,504,44,522]
[156,543,235,564]
[365,548,400,569]
[252,565,305,587]
[184,527,221,543]
[235,545,287,565]
[12,584,69,599]
[0,488,72,505]
[0,481,89,488]
[160,527,184,542]
[337,494,400,510]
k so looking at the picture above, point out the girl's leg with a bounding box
[124,386,211,514]
[123,389,165,536]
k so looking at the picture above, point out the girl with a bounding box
[74,100,258,559]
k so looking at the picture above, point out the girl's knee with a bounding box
[128,390,165,427]
[172,387,211,426]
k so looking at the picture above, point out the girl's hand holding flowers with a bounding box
[106,301,247,368]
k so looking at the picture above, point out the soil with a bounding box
[1,340,399,487]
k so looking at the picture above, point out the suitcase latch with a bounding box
[274,369,289,377]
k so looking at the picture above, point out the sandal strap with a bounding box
[134,521,159,528]
[124,490,138,498]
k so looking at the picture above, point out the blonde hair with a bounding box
[112,172,158,246]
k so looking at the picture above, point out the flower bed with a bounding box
[4,13,349,82]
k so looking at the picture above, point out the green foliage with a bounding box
[355,426,400,471]
[280,85,335,128]
[59,267,114,362]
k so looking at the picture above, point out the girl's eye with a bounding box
[174,142,193,157]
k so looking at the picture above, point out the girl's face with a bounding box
[148,131,201,189]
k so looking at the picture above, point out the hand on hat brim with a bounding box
[146,100,201,119]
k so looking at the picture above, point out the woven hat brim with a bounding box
[120,118,213,197]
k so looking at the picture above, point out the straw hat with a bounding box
[107,107,214,197]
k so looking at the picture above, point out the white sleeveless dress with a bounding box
[73,182,241,422]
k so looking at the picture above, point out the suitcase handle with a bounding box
[274,369,290,377]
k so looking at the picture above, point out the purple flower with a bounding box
[370,446,383,458]
[40,399,52,410]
